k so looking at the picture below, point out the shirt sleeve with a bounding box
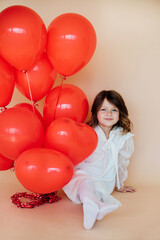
[115,136,134,188]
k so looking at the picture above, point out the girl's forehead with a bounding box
[101,98,117,108]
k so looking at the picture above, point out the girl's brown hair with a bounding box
[87,90,133,133]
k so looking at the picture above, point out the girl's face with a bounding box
[97,98,119,130]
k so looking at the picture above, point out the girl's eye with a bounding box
[112,109,118,112]
[101,108,106,111]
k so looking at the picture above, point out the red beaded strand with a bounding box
[11,192,61,208]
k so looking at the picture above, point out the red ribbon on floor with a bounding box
[11,191,61,208]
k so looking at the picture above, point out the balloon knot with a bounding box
[33,102,39,109]
[10,166,15,172]
[60,75,66,81]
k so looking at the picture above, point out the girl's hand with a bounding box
[115,186,136,193]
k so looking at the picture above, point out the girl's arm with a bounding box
[115,136,136,193]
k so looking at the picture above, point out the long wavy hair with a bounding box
[87,90,133,133]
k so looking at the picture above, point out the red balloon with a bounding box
[0,6,47,71]
[0,56,15,107]
[15,54,57,101]
[43,84,89,126]
[45,118,98,165]
[47,13,97,76]
[15,148,74,193]
[0,108,44,160]
[14,103,47,131]
[0,153,14,171]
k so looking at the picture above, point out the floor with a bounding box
[1,170,160,240]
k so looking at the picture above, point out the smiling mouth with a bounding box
[105,118,113,120]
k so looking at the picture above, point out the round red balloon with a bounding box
[0,5,47,71]
[43,84,89,126]
[15,54,57,101]
[0,153,14,171]
[0,56,15,107]
[47,13,97,76]
[15,148,74,193]
[14,103,47,131]
[45,118,98,165]
[0,108,44,160]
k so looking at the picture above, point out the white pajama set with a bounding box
[63,125,134,208]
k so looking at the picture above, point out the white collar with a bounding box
[94,125,123,142]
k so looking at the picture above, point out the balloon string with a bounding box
[53,76,66,120]
[25,71,35,114]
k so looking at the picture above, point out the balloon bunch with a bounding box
[0,5,98,195]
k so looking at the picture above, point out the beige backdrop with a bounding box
[0,0,160,188]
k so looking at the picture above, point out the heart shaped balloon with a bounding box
[45,118,98,165]
[15,148,74,193]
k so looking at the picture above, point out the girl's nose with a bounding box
[106,110,112,116]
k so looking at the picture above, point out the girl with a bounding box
[63,90,136,230]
